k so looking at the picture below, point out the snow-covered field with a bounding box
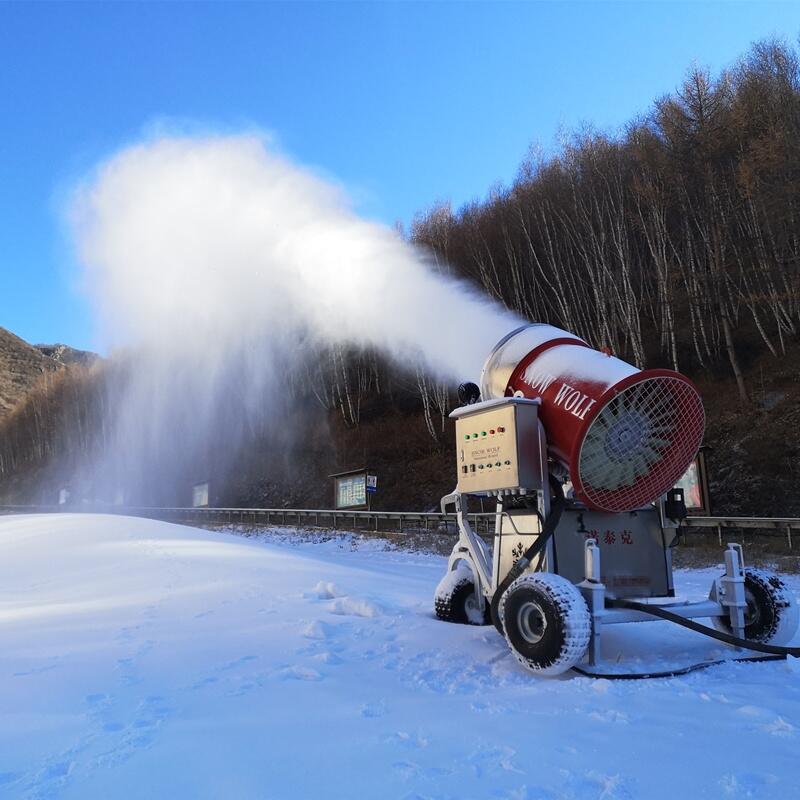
[1,514,799,800]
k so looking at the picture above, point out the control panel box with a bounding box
[450,398,543,495]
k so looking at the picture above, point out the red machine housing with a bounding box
[480,325,705,513]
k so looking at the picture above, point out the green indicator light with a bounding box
[472,433,478,439]
[481,431,487,436]
[464,434,470,440]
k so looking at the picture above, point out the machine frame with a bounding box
[440,397,749,667]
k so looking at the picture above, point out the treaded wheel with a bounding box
[434,564,490,625]
[712,567,799,645]
[499,573,591,676]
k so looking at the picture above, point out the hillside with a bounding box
[0,326,60,420]
[0,327,99,422]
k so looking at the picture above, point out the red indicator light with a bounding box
[497,426,505,433]
[489,429,495,435]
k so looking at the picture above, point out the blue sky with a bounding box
[2,1,799,352]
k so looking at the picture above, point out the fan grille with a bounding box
[577,376,705,512]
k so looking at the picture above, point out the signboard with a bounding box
[192,482,209,508]
[674,449,711,515]
[335,474,367,509]
[366,474,378,494]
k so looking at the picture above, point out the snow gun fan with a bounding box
[480,324,705,512]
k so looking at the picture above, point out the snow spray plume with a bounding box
[70,134,523,503]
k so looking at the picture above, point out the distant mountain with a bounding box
[0,327,98,420]
[34,343,99,367]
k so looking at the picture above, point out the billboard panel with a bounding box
[335,474,367,509]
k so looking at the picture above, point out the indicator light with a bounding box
[497,426,505,433]
[495,461,501,467]
[489,429,495,435]
[481,431,487,437]
[464,434,470,440]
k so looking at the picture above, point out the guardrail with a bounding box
[0,504,498,536]
[1,506,798,548]
[678,515,800,550]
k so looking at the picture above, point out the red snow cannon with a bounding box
[480,324,705,513]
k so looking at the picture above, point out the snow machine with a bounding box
[435,324,800,677]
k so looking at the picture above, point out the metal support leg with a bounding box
[441,491,493,598]
[716,543,747,640]
[577,538,604,666]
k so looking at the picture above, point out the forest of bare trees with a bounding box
[411,39,800,406]
[1,38,799,507]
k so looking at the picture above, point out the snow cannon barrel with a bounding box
[480,324,705,513]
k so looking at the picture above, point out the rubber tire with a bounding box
[434,566,490,625]
[712,567,799,645]
[500,573,591,677]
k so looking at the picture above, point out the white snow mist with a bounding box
[70,133,524,503]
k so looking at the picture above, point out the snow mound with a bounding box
[328,595,384,618]
[304,580,345,600]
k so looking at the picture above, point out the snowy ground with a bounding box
[1,514,799,800]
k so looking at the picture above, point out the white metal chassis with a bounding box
[441,491,750,666]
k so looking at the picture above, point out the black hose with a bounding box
[490,476,566,635]
[573,654,786,681]
[571,597,800,680]
[609,598,800,656]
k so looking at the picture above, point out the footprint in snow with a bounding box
[761,717,794,736]
[279,665,323,682]
[360,701,387,718]
[387,731,428,749]
[94,696,174,768]
[719,771,779,796]
[468,745,523,778]
[506,784,561,800]
[219,655,258,672]
[392,761,421,780]
[102,722,125,733]
[192,676,219,690]
[588,709,630,724]
[302,620,331,640]
[12,661,59,678]
[40,760,73,781]
[312,651,343,665]
[570,770,633,800]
